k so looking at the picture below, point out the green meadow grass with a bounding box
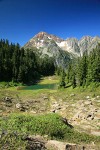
[0,76,100,102]
[1,76,58,99]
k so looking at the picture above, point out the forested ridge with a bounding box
[0,39,55,83]
[58,43,100,88]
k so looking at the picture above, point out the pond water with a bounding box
[23,83,57,90]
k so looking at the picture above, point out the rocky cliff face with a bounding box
[24,31,64,49]
[24,32,72,68]
[78,36,100,55]
[24,31,100,57]
[24,32,100,68]
[57,38,80,56]
[57,36,100,56]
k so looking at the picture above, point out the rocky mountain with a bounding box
[24,32,100,68]
[24,32,72,68]
[57,35,100,56]
[24,31,100,57]
[78,36,100,56]
[24,32,64,49]
[57,38,80,56]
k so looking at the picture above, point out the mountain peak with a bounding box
[24,32,100,56]
[34,31,48,39]
[33,31,64,43]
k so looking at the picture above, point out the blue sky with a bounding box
[0,0,100,46]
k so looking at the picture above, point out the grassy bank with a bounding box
[0,76,100,100]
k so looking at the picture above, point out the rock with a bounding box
[59,98,63,102]
[24,135,46,150]
[16,103,22,109]
[86,96,90,99]
[71,104,76,107]
[73,111,81,119]
[56,106,62,110]
[96,100,100,103]
[16,103,26,111]
[1,130,8,136]
[78,100,84,104]
[46,140,87,150]
[43,96,48,100]
[84,100,92,105]
[4,97,12,103]
[61,118,73,128]
[46,140,66,150]
[86,113,94,120]
[50,109,57,113]
[70,94,75,97]
[66,144,77,150]
[94,109,98,112]
[91,131,100,136]
[66,144,85,150]
[30,110,36,114]
[52,103,60,108]
[96,95,100,98]
[43,135,48,139]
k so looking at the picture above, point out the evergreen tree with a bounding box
[59,69,66,88]
[72,73,76,88]
[0,38,99,87]
[87,45,100,84]
[77,52,88,86]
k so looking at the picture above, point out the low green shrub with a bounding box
[0,113,69,139]
[0,131,27,150]
[0,113,100,144]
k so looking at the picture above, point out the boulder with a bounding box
[84,100,92,105]
[86,96,90,99]
[96,96,100,98]
[4,97,12,103]
[70,94,75,97]
[15,103,26,111]
[43,96,49,100]
[86,113,94,120]
[23,135,46,150]
[16,103,22,109]
[66,144,85,150]
[61,117,73,128]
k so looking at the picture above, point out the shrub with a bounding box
[0,113,100,144]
